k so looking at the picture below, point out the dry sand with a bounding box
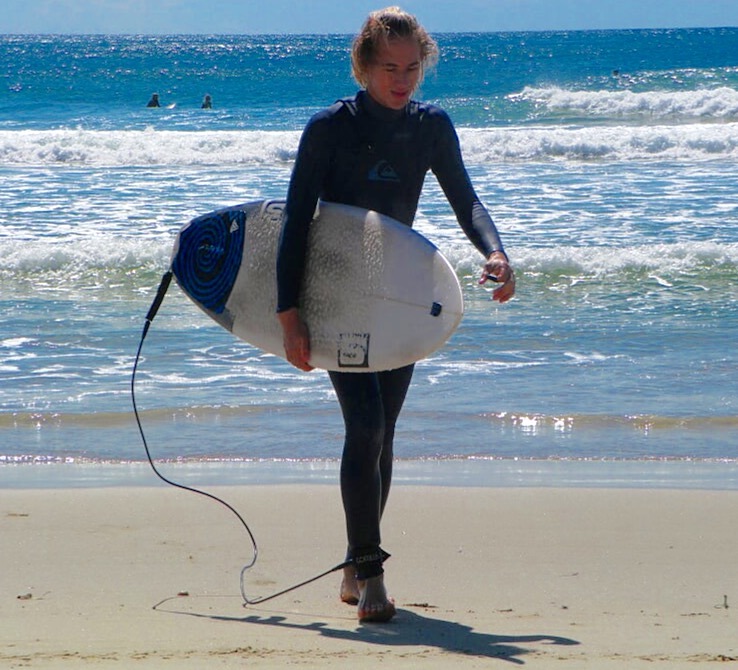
[2,484,737,668]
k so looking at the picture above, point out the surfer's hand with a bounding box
[278,308,314,371]
[479,251,515,303]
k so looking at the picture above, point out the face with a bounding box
[364,37,422,110]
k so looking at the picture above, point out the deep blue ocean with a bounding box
[2,29,738,488]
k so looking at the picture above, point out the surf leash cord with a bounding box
[130,269,349,606]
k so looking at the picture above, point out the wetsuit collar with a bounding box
[359,89,406,122]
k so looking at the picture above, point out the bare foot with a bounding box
[340,565,360,605]
[357,574,396,623]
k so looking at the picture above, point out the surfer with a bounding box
[276,6,515,623]
[201,94,212,109]
[146,92,160,108]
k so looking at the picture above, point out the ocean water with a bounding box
[2,29,738,489]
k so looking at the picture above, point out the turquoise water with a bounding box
[2,30,738,487]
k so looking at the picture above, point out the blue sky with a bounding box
[3,0,738,34]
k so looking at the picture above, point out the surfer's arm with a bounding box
[277,113,334,313]
[430,111,515,302]
[277,112,335,369]
[430,113,504,255]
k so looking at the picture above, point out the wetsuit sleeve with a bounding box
[430,111,506,258]
[276,114,334,312]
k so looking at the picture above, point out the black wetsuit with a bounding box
[276,90,505,579]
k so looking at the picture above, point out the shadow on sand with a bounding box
[154,597,580,665]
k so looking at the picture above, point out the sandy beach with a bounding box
[2,483,737,668]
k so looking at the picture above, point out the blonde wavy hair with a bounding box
[351,6,439,88]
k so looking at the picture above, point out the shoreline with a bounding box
[3,484,736,668]
[3,457,738,490]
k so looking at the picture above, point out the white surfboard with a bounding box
[171,200,463,372]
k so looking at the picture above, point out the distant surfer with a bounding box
[201,94,212,109]
[276,6,515,623]
[146,92,160,108]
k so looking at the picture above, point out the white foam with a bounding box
[2,121,738,168]
[0,237,164,270]
[513,241,738,277]
[456,122,738,162]
[514,85,738,120]
[1,337,36,348]
[0,128,301,167]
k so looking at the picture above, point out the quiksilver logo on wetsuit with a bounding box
[368,160,400,182]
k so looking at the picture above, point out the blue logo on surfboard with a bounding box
[172,208,245,314]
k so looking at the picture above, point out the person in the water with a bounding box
[276,6,515,624]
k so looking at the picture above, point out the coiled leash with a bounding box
[131,270,349,605]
